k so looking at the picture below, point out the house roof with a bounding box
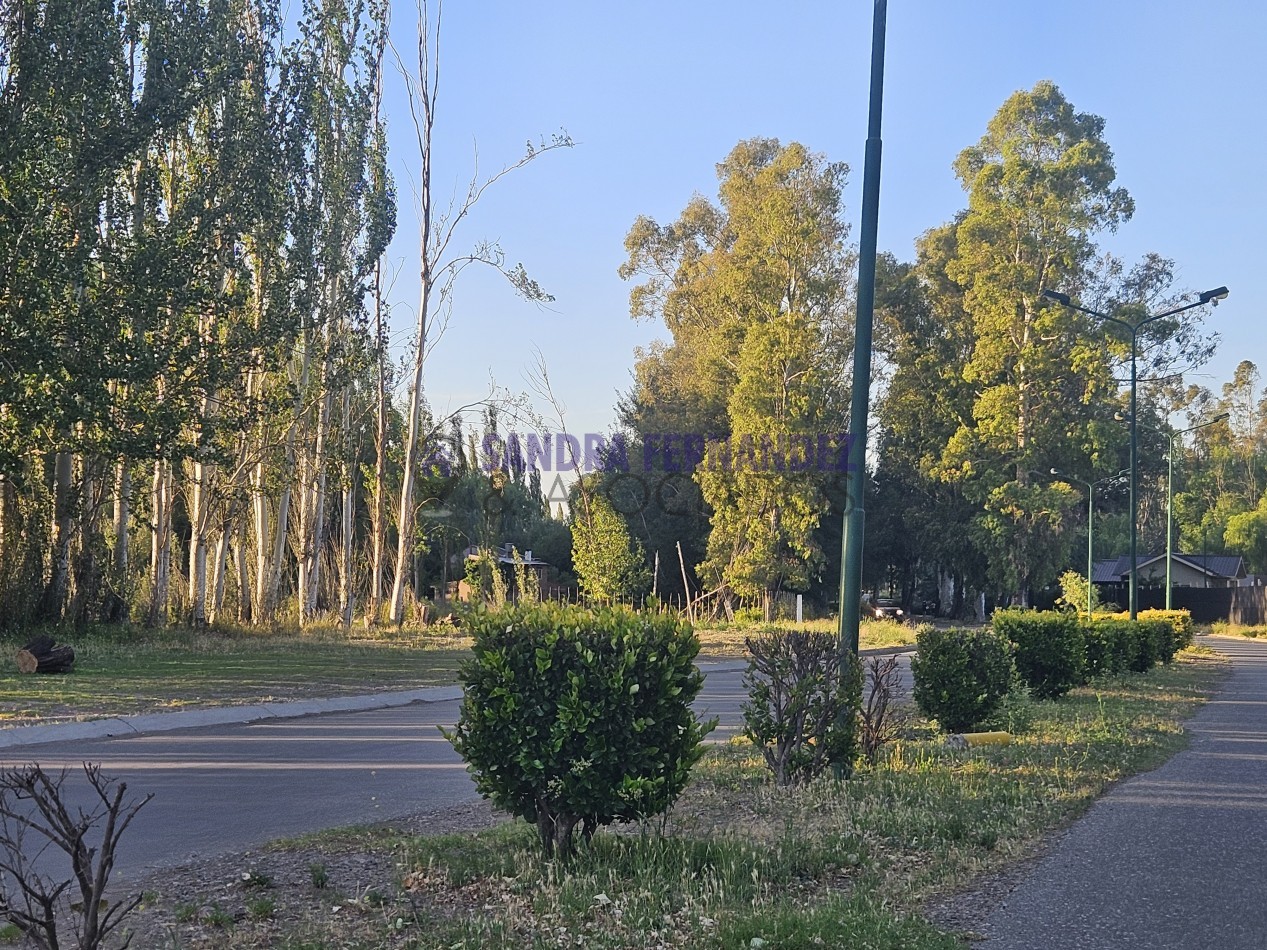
[460,544,550,567]
[1091,553,1247,584]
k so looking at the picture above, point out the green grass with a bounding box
[0,624,468,724]
[696,616,921,656]
[181,648,1219,949]
[1208,621,1267,638]
[1,615,921,724]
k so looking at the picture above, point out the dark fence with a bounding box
[1098,586,1267,625]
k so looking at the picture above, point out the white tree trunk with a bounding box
[338,388,355,628]
[148,459,173,627]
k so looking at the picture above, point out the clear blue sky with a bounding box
[376,1,1265,442]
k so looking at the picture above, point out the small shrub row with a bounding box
[911,608,1193,733]
[992,608,1190,699]
[991,609,1084,699]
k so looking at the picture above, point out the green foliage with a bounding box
[445,603,714,858]
[1138,609,1193,650]
[910,627,1016,733]
[1081,620,1126,678]
[741,629,862,785]
[1082,614,1182,676]
[1138,619,1177,665]
[569,490,649,603]
[991,609,1086,700]
[619,138,853,614]
[1055,570,1101,615]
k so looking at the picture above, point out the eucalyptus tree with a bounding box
[930,82,1137,603]
[620,138,854,617]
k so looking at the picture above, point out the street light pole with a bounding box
[1041,286,1228,619]
[1052,468,1128,616]
[838,0,887,660]
[1166,413,1229,609]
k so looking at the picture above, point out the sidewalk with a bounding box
[979,637,1267,949]
[0,657,754,751]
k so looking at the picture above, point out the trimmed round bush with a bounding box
[445,603,714,858]
[911,627,1016,733]
[992,609,1086,699]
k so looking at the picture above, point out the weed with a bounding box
[173,903,200,923]
[241,869,273,889]
[308,861,329,889]
[246,896,275,919]
[203,904,234,928]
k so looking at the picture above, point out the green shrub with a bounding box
[1127,620,1158,672]
[992,609,1085,699]
[742,630,863,785]
[1137,609,1192,651]
[1081,619,1126,678]
[445,603,714,858]
[1137,618,1177,664]
[911,627,1016,733]
[1087,617,1162,674]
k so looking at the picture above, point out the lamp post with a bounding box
[1166,413,1229,609]
[838,0,887,660]
[1041,286,1228,619]
[1051,468,1128,616]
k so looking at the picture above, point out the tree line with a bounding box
[613,82,1252,620]
[1,9,1259,631]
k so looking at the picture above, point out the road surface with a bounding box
[0,655,911,885]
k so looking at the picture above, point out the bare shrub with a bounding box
[859,654,907,763]
[0,764,152,949]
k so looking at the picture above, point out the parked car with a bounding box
[862,596,908,622]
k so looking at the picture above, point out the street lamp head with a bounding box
[1041,288,1072,307]
[1213,411,1230,424]
[1050,468,1061,475]
[1198,286,1230,306]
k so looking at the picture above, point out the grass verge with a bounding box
[132,649,1222,949]
[2,616,912,725]
[1207,621,1267,638]
[696,616,921,656]
[0,624,469,725]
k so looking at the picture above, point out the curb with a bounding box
[0,647,912,752]
[0,685,463,751]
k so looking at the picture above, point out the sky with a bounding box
[373,1,1266,445]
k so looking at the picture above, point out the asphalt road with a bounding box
[980,637,1267,950]
[0,654,911,888]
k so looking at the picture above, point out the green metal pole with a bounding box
[1087,483,1094,617]
[1166,437,1174,610]
[838,0,887,660]
[1128,334,1139,620]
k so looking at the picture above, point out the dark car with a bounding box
[862,597,908,622]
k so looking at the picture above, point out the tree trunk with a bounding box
[16,636,76,675]
[187,456,211,626]
[339,389,355,628]
[234,524,252,623]
[41,451,75,622]
[108,461,130,621]
[208,523,230,624]
[148,459,173,627]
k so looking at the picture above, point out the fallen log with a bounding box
[16,636,75,674]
